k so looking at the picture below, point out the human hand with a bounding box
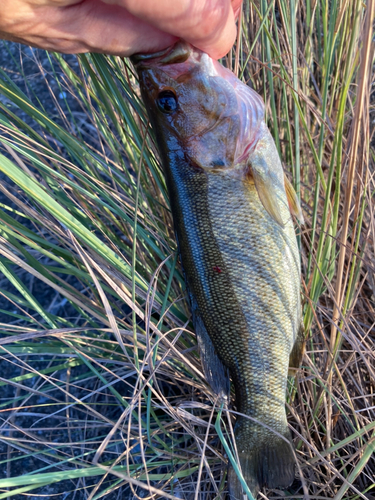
[0,0,242,59]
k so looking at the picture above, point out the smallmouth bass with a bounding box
[132,42,304,498]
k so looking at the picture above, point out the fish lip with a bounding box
[131,41,192,68]
[131,46,173,65]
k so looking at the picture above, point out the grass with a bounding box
[0,0,374,498]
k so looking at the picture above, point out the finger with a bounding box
[232,0,243,19]
[1,0,178,55]
[103,0,240,58]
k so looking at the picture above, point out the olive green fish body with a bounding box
[133,42,302,497]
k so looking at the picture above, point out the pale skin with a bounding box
[0,0,242,59]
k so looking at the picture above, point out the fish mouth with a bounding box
[131,42,191,68]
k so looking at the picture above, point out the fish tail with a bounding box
[228,422,295,498]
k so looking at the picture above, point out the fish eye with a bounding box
[157,90,177,114]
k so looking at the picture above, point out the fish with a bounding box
[131,42,304,498]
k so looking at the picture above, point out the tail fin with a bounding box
[228,432,295,499]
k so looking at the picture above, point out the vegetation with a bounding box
[0,0,374,498]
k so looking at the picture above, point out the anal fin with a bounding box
[189,293,230,400]
[288,322,306,376]
[195,314,230,400]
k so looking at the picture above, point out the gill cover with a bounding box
[133,42,303,224]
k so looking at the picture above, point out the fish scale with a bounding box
[207,170,299,493]
[132,41,304,498]
[207,170,299,429]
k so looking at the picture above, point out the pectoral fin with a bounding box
[284,174,304,224]
[248,154,285,227]
[247,125,305,227]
